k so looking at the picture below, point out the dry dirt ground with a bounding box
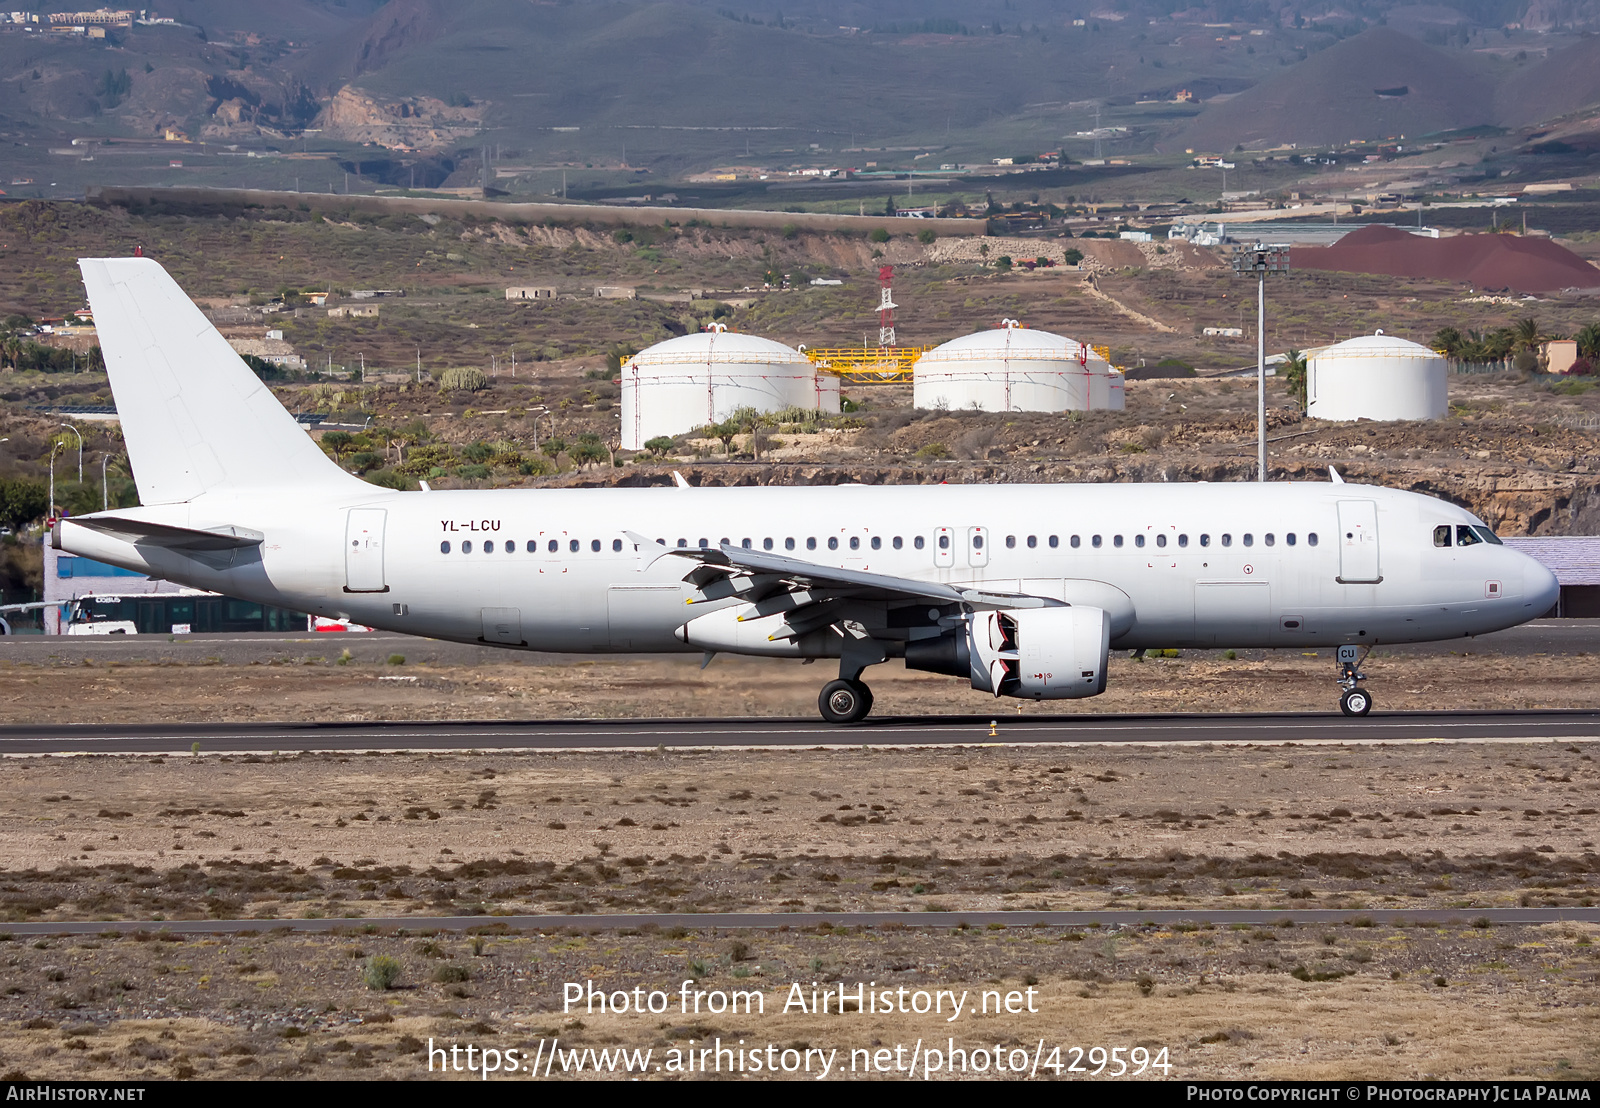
[0,705,1595,1079]
[4,647,1599,723]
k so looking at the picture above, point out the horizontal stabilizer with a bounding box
[67,515,264,551]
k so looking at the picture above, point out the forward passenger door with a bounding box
[1336,500,1382,583]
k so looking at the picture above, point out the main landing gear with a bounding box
[1337,643,1374,717]
[818,678,874,725]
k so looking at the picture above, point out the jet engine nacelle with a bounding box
[976,606,1110,699]
[907,606,1109,699]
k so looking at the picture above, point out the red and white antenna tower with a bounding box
[877,265,897,347]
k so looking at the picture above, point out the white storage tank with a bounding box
[913,321,1125,413]
[1307,330,1447,422]
[620,326,825,450]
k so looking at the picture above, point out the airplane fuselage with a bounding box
[58,480,1556,653]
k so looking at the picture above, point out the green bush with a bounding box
[362,955,402,991]
[438,366,489,393]
[643,435,676,456]
[917,228,936,245]
[868,227,890,243]
[433,964,471,984]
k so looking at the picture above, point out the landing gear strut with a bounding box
[818,679,873,725]
[1337,643,1374,717]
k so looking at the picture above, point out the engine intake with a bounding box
[908,606,1110,700]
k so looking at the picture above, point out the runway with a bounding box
[1,710,1597,755]
[1,906,1595,937]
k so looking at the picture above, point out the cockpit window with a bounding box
[1433,525,1452,548]
[1456,525,1481,547]
[1474,525,1503,546]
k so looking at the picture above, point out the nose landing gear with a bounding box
[1337,643,1374,716]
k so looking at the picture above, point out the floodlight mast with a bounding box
[1231,244,1290,482]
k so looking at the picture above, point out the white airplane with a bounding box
[54,258,1560,724]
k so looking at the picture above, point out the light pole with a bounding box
[58,423,82,484]
[527,405,550,454]
[48,441,62,516]
[1230,244,1290,482]
[101,453,111,511]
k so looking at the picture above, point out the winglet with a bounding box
[672,471,691,489]
[1329,466,1344,484]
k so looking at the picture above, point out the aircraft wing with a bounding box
[625,532,1062,610]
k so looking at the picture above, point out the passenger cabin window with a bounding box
[893,537,903,550]
[1200,534,1210,547]
[914,536,925,550]
[463,541,473,554]
[1155,534,1167,548]
[1264,533,1275,547]
[849,537,860,551]
[1434,526,1452,547]
[1006,535,1016,549]
[1135,535,1146,548]
[1242,534,1254,547]
[591,539,602,552]
[1049,535,1059,548]
[484,540,495,553]
[1308,533,1319,547]
[1113,535,1123,548]
[938,534,950,550]
[1456,525,1481,547]
[440,541,451,554]
[786,538,796,551]
[1221,534,1232,547]
[1029,535,1039,548]
[1178,534,1188,548]
[764,538,774,551]
[570,539,580,553]
[506,540,516,553]
[828,537,839,550]
[1069,536,1079,549]
[871,536,881,550]
[613,539,623,552]
[807,538,817,551]
[973,535,984,550]
[550,540,560,553]
[1092,535,1103,548]
[1286,533,1296,546]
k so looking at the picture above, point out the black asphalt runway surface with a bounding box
[0,709,1596,754]
[1,907,1594,937]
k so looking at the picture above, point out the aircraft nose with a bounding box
[1522,556,1560,617]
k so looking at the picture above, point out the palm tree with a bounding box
[1512,318,1542,354]
[1575,323,1600,361]
[1281,349,1308,412]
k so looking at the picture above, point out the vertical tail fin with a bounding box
[78,257,366,505]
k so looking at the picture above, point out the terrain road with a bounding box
[1,710,1597,754]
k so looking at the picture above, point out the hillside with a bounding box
[1179,27,1496,152]
[1495,33,1600,127]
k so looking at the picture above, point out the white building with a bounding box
[913,322,1124,414]
[619,327,837,450]
[1306,331,1447,422]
